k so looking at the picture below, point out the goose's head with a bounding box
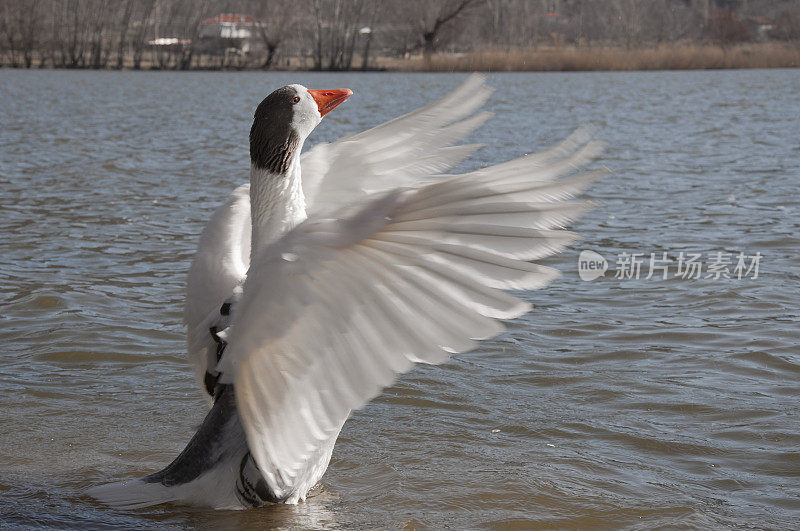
[250,84,352,174]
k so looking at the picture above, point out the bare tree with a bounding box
[115,0,135,68]
[0,0,20,67]
[132,0,155,69]
[21,0,43,67]
[476,0,550,48]
[649,1,699,45]
[402,0,477,64]
[309,0,366,70]
[359,0,378,70]
[151,0,180,69]
[1,0,43,67]
[240,0,299,69]
[705,9,750,49]
[63,0,93,67]
[88,0,112,68]
[601,0,647,49]
[774,10,800,41]
[175,0,210,70]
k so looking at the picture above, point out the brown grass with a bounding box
[387,42,800,72]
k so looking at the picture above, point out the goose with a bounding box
[88,75,605,510]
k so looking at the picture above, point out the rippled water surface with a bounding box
[1,69,798,528]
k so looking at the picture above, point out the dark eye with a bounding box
[291,96,301,104]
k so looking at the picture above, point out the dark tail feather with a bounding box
[89,386,276,509]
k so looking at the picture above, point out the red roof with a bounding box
[202,13,260,25]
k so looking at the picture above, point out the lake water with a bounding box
[1,69,798,529]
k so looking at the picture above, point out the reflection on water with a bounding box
[1,69,798,528]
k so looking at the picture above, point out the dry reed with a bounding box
[390,42,800,72]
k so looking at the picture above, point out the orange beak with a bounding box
[308,88,353,117]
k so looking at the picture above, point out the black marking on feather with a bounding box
[203,371,219,397]
[250,86,301,174]
[203,324,230,400]
[236,451,286,507]
[205,294,237,398]
[204,325,228,398]
[210,326,227,363]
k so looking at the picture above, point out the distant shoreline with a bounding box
[408,43,800,72]
[3,43,798,73]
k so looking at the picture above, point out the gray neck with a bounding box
[249,152,307,261]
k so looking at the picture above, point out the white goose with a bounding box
[89,75,605,509]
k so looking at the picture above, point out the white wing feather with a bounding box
[184,184,250,389]
[300,74,493,214]
[217,140,606,497]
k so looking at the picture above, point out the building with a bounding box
[199,13,265,55]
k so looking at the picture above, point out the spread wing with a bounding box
[217,136,606,498]
[184,184,251,392]
[300,74,493,215]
